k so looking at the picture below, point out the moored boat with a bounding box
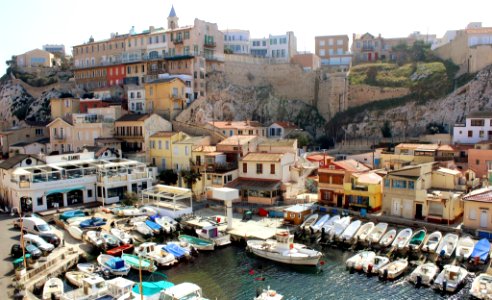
[345,251,376,271]
[433,264,468,293]
[106,244,134,256]
[134,242,177,267]
[145,220,163,234]
[77,263,97,274]
[60,210,86,221]
[339,220,362,243]
[470,238,491,264]
[379,229,397,248]
[354,222,375,243]
[379,259,408,280]
[330,216,352,240]
[470,273,492,299]
[83,230,105,248]
[110,227,133,245]
[178,234,214,251]
[65,271,99,287]
[42,277,64,300]
[300,214,318,230]
[159,282,208,300]
[321,215,340,234]
[408,229,426,251]
[362,255,389,275]
[196,225,231,247]
[163,242,190,260]
[153,216,178,234]
[79,217,106,229]
[132,280,175,300]
[67,225,84,241]
[366,222,388,244]
[455,235,475,261]
[255,286,284,300]
[97,254,131,276]
[100,230,120,249]
[310,214,330,233]
[133,221,154,238]
[408,263,439,286]
[118,206,157,217]
[391,228,413,250]
[422,231,442,253]
[122,253,157,272]
[436,233,459,258]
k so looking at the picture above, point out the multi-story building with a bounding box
[315,35,352,70]
[50,98,80,119]
[290,53,321,71]
[192,145,238,193]
[468,141,492,179]
[205,121,266,137]
[173,136,211,172]
[258,139,298,156]
[16,49,54,68]
[144,77,186,119]
[9,138,50,156]
[250,32,297,62]
[106,64,126,86]
[42,44,66,56]
[250,38,268,57]
[462,187,492,238]
[453,111,492,144]
[222,29,250,55]
[127,85,146,114]
[149,131,188,171]
[267,122,300,139]
[0,124,49,157]
[79,98,113,113]
[343,171,383,212]
[0,151,155,213]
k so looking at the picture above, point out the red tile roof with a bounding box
[463,187,492,203]
[272,121,299,129]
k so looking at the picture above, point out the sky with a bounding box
[1,0,491,75]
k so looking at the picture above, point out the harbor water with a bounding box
[126,245,473,300]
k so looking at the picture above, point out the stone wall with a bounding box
[172,120,226,144]
[347,84,410,108]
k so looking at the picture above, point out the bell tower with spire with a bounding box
[168,5,179,30]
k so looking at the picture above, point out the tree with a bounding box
[365,67,378,85]
[121,192,139,206]
[180,169,202,189]
[159,169,178,185]
[381,121,392,138]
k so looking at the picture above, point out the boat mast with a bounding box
[139,254,143,300]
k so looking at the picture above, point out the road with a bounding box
[0,213,22,299]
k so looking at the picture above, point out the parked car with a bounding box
[38,233,61,248]
[10,244,42,259]
[23,234,54,253]
[14,217,55,235]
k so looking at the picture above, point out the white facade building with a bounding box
[250,31,297,62]
[453,111,492,144]
[0,152,155,213]
[250,38,269,57]
[222,29,250,55]
[127,85,146,113]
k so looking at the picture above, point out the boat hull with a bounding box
[248,246,321,266]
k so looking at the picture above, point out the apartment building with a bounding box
[462,187,492,238]
[127,85,146,114]
[250,32,297,62]
[205,121,266,137]
[0,123,49,157]
[315,35,351,70]
[222,29,250,54]
[453,111,492,144]
[173,136,211,172]
[50,98,80,119]
[16,49,54,68]
[149,132,188,171]
[468,141,492,179]
[144,77,186,119]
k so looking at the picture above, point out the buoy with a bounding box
[320,261,325,266]
[289,243,294,249]
[249,269,255,275]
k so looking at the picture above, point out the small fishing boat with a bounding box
[122,253,157,272]
[362,255,389,275]
[145,220,163,234]
[330,216,352,240]
[433,264,468,293]
[470,273,492,299]
[163,243,190,260]
[133,221,154,238]
[392,228,413,250]
[79,217,106,229]
[106,244,134,256]
[366,222,388,244]
[42,277,64,300]
[153,216,178,234]
[310,214,330,233]
[255,286,284,300]
[65,271,98,287]
[61,276,134,300]
[436,233,459,258]
[340,220,362,243]
[345,251,376,271]
[379,259,408,280]
[246,231,322,266]
[77,263,97,274]
[66,216,90,225]
[422,231,442,253]
[132,280,175,300]
[354,222,375,243]
[470,238,491,264]
[129,216,149,225]
[84,230,105,248]
[196,225,231,247]
[408,229,426,251]
[300,214,318,230]
[67,225,84,241]
[110,227,133,245]
[408,263,439,286]
[379,229,397,248]
[97,254,131,276]
[455,235,476,261]
[159,282,208,300]
[134,242,177,267]
[59,210,86,221]
[178,234,215,251]
[118,206,157,217]
[321,215,340,234]
[100,231,120,249]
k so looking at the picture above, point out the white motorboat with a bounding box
[67,225,84,240]
[321,215,340,234]
[379,229,397,248]
[118,206,157,217]
[159,282,208,300]
[133,221,154,238]
[379,259,408,280]
[110,227,133,245]
[61,276,134,300]
[84,230,105,248]
[346,251,376,271]
[434,264,468,293]
[470,273,492,299]
[436,233,459,258]
[408,263,439,286]
[65,271,98,287]
[97,254,131,276]
[422,231,442,253]
[455,235,476,261]
[310,214,330,233]
[154,216,178,234]
[354,222,375,243]
[128,216,149,225]
[99,230,120,249]
[247,231,322,266]
[391,228,413,249]
[330,216,352,239]
[77,263,97,274]
[362,255,389,275]
[134,242,177,267]
[366,223,388,244]
[66,216,90,225]
[42,277,64,300]
[300,214,318,230]
[339,220,362,243]
[196,225,231,247]
[255,286,284,300]
[408,229,427,251]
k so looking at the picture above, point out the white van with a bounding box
[23,234,55,252]
[20,217,55,235]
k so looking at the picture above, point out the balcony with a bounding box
[204,41,216,48]
[53,134,66,141]
[352,184,369,192]
[205,162,237,173]
[173,38,183,44]
[362,46,375,51]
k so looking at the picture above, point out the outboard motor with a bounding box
[321,227,326,241]
[442,280,447,294]
[416,275,422,287]
[383,269,388,280]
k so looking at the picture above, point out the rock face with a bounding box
[332,66,492,140]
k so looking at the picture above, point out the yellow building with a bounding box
[343,172,383,212]
[50,98,80,120]
[144,78,186,120]
[462,187,492,237]
[149,131,188,171]
[16,49,54,68]
[380,143,439,170]
[172,136,211,172]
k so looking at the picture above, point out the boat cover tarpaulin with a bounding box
[471,238,491,261]
[132,281,174,296]
[107,257,125,269]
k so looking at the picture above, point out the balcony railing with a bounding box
[362,46,375,51]
[173,38,183,44]
[352,184,369,192]
[205,162,238,173]
[53,134,66,141]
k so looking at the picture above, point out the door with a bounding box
[337,195,343,207]
[402,200,413,219]
[368,53,372,61]
[480,210,489,228]
[391,199,401,216]
[415,204,423,219]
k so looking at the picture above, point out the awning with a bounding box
[227,178,281,191]
[46,185,86,196]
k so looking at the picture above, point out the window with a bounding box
[37,197,43,206]
[256,163,263,174]
[185,146,189,155]
[384,179,390,187]
[149,87,153,96]
[165,141,169,150]
[337,39,343,45]
[87,189,93,197]
[480,130,485,138]
[329,39,334,45]
[243,163,247,173]
[173,146,178,155]
[392,180,407,189]
[319,40,325,46]
[471,119,485,126]
[476,159,480,165]
[408,181,415,190]
[158,141,162,149]
[270,164,275,174]
[469,208,477,220]
[468,130,473,137]
[319,49,326,56]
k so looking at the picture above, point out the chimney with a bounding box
[149,26,155,32]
